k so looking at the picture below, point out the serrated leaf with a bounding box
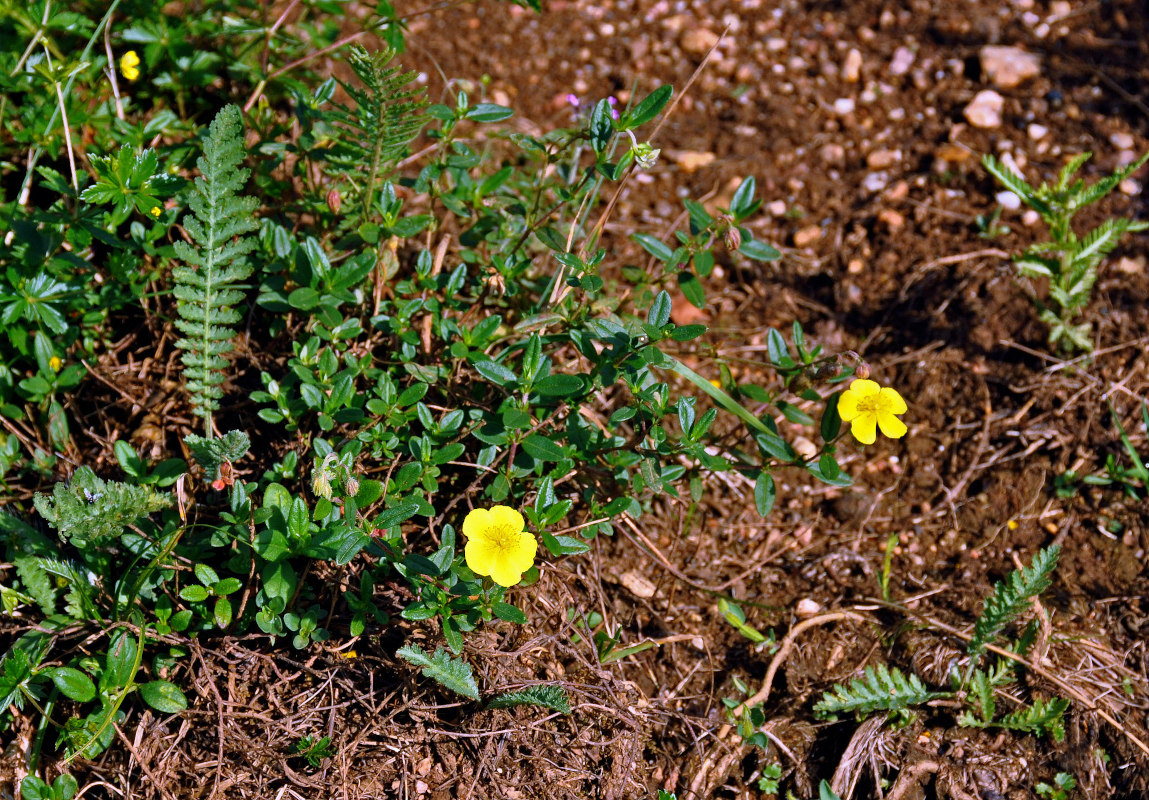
[966,545,1060,676]
[488,684,571,714]
[814,663,945,718]
[396,644,479,700]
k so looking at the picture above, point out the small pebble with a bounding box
[682,27,720,54]
[964,90,1004,129]
[1022,209,1041,226]
[889,46,915,76]
[995,191,1021,210]
[1110,132,1135,150]
[1027,123,1048,140]
[843,48,863,82]
[878,209,905,230]
[979,45,1042,88]
[793,225,822,246]
[1119,178,1141,196]
[796,598,823,619]
[833,97,856,115]
[867,148,901,169]
[847,258,865,274]
[767,200,788,216]
[861,172,888,192]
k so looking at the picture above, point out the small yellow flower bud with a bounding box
[120,51,140,82]
[49,356,63,372]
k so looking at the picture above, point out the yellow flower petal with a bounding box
[877,413,907,439]
[462,505,536,587]
[837,389,860,421]
[488,505,524,535]
[120,50,140,82]
[878,386,907,415]
[850,414,877,445]
[462,507,491,539]
[465,537,497,577]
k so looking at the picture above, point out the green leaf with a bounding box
[44,667,95,703]
[180,585,209,602]
[647,290,672,329]
[139,680,188,713]
[488,684,571,714]
[821,392,842,441]
[492,602,527,624]
[213,596,233,629]
[677,270,706,309]
[730,176,759,220]
[532,374,583,397]
[474,359,517,386]
[374,500,422,529]
[521,434,565,462]
[966,545,1060,677]
[618,84,672,130]
[541,532,591,556]
[669,324,707,341]
[753,472,775,517]
[396,644,480,700]
[632,232,674,261]
[739,237,781,261]
[815,664,946,718]
[465,103,514,122]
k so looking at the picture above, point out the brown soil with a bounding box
[9,1,1149,798]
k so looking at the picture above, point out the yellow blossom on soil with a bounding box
[120,51,140,82]
[463,506,536,588]
[837,378,907,445]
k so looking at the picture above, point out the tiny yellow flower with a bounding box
[120,50,140,82]
[149,206,161,218]
[48,356,63,372]
[463,505,536,588]
[340,650,358,659]
[837,378,907,445]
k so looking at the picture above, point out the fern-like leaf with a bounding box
[995,696,1069,740]
[982,154,1051,218]
[966,546,1060,675]
[396,643,479,700]
[488,684,571,714]
[814,664,945,718]
[1070,150,1149,211]
[33,466,170,548]
[0,512,57,614]
[172,105,259,432]
[184,430,250,480]
[329,46,427,219]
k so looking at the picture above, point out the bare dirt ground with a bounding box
[10,1,1149,798]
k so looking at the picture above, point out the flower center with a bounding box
[488,524,518,552]
[858,394,888,416]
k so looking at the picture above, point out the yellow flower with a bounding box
[463,506,536,588]
[48,356,63,372]
[120,51,140,82]
[837,378,907,445]
[149,206,161,218]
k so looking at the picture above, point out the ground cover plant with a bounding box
[1,1,1148,799]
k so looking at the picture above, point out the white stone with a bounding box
[995,190,1021,210]
[844,48,863,82]
[1022,209,1041,226]
[833,97,856,115]
[889,46,915,76]
[964,90,1004,128]
[1110,132,1135,150]
[1120,178,1141,196]
[979,46,1042,88]
[1027,123,1048,140]
[861,172,888,192]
